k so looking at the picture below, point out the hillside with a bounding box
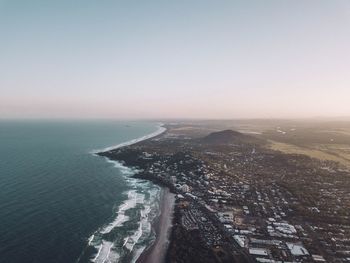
[201,129,263,145]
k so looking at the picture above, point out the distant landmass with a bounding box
[86,121,350,263]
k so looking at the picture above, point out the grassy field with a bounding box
[267,140,350,168]
[172,119,350,167]
[257,121,350,168]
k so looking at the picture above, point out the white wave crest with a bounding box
[105,158,138,176]
[86,123,165,263]
[88,188,160,263]
[100,190,138,234]
[92,241,119,263]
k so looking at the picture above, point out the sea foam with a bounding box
[85,123,166,263]
[92,241,119,263]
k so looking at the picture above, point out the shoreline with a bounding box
[92,123,166,154]
[95,123,173,263]
[136,188,175,263]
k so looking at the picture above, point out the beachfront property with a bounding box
[100,124,350,263]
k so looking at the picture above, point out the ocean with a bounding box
[0,120,163,263]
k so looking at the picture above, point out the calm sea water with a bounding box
[0,120,161,263]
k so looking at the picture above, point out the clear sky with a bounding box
[1,0,350,119]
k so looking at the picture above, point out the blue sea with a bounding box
[0,120,162,263]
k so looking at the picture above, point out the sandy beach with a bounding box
[136,187,175,263]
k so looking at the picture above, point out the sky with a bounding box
[1,0,350,119]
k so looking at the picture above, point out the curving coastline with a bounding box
[87,122,172,263]
[135,188,175,263]
[92,123,166,154]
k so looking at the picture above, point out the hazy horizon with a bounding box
[1,0,350,119]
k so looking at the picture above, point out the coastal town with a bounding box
[99,123,350,263]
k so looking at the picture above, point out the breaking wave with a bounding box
[78,123,165,263]
[86,162,160,263]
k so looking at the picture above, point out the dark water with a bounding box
[0,120,159,263]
